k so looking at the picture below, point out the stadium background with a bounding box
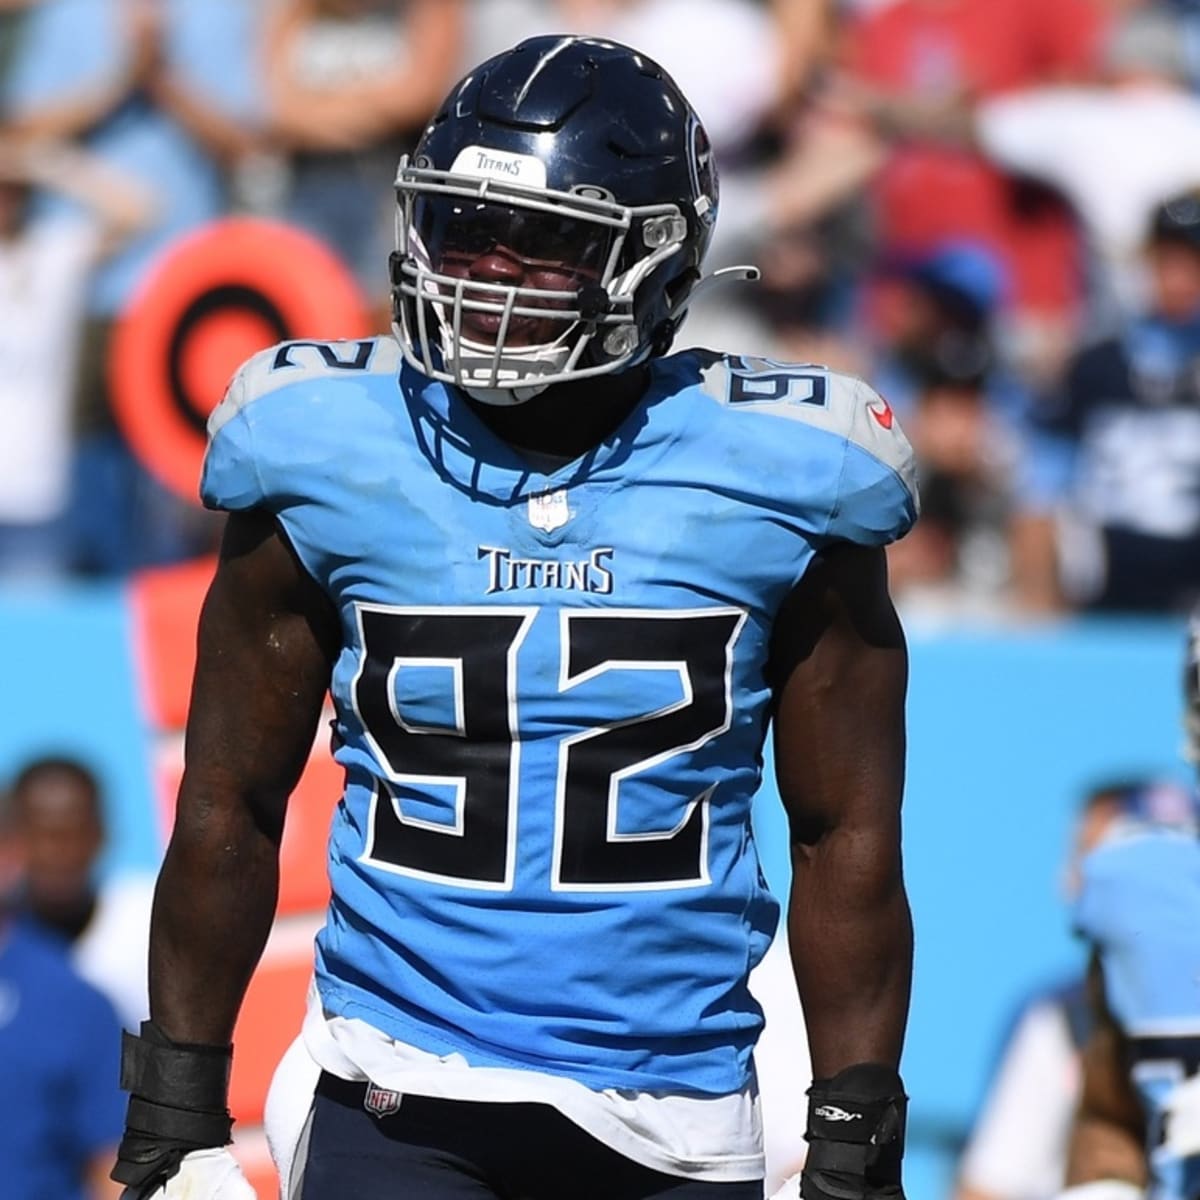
[2,0,1198,1196]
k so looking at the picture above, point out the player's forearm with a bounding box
[1065,1013,1149,1188]
[148,784,282,1047]
[787,823,912,1076]
[6,66,138,143]
[1065,1115,1148,1188]
[22,142,155,249]
[146,74,262,165]
[115,791,274,1193]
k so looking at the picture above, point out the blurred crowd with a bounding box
[1,0,1200,623]
[3,7,1200,1197]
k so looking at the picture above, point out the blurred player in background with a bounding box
[956,778,1200,1200]
[113,36,918,1200]
[1054,619,1200,1200]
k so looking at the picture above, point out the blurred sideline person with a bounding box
[833,0,1102,386]
[955,780,1200,1200]
[0,782,125,1199]
[866,241,1025,618]
[1053,622,1200,1200]
[3,0,265,577]
[1013,189,1200,615]
[0,137,152,580]
[975,6,1200,320]
[9,755,153,1031]
[263,0,467,315]
[113,36,918,1200]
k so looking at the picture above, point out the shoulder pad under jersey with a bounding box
[698,354,920,546]
[200,336,401,511]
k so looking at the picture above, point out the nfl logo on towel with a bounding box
[363,1083,402,1118]
[528,489,570,532]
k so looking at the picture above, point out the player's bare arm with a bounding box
[1061,954,1148,1196]
[771,541,911,1198]
[113,509,339,1193]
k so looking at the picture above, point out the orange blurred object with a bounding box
[109,216,372,503]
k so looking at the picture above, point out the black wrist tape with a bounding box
[112,1022,235,1191]
[120,1021,233,1111]
[803,1063,907,1193]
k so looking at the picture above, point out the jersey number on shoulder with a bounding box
[271,340,375,372]
[352,605,745,892]
[727,357,829,407]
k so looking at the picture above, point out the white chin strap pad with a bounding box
[462,381,551,407]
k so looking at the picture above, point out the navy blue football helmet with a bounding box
[390,35,753,400]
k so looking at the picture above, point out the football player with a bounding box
[1055,623,1200,1200]
[112,36,918,1200]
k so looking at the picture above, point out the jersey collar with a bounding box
[399,360,685,504]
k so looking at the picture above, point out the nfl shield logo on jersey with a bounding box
[363,1082,402,1119]
[528,489,570,532]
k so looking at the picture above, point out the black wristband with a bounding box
[120,1021,233,1110]
[111,1022,235,1192]
[801,1063,907,1200]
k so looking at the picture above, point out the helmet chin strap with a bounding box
[462,381,551,407]
[439,323,573,404]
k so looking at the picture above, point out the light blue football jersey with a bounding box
[201,337,918,1096]
[1075,825,1200,1199]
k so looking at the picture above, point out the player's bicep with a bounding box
[768,542,907,846]
[179,509,340,841]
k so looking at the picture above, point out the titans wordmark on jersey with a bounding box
[1076,828,1200,1199]
[201,337,917,1097]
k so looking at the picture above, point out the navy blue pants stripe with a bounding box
[299,1073,764,1199]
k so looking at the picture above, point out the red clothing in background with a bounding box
[845,0,1106,316]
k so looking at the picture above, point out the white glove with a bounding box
[120,1148,257,1199]
[1054,1182,1144,1200]
[1164,1070,1200,1158]
[766,1172,802,1200]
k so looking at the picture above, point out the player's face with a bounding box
[1147,240,1200,321]
[422,200,610,347]
[15,774,102,908]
